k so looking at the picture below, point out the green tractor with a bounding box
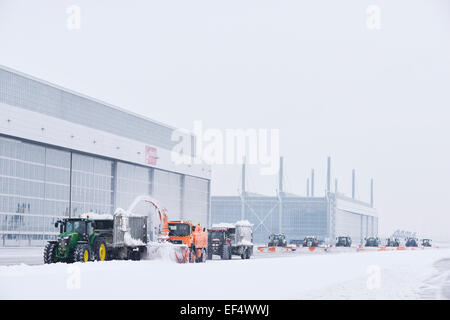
[44,218,110,263]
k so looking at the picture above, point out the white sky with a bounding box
[1,0,449,239]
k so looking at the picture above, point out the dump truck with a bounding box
[421,239,432,247]
[43,211,147,263]
[207,221,253,260]
[364,236,380,247]
[167,221,208,262]
[303,236,319,247]
[336,236,352,247]
[405,237,419,247]
[268,233,287,247]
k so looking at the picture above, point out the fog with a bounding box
[1,0,449,239]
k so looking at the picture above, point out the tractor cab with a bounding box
[365,237,380,247]
[303,236,319,247]
[421,239,432,247]
[386,238,400,247]
[268,233,287,247]
[405,237,419,247]
[50,218,96,262]
[207,227,233,258]
[336,236,352,247]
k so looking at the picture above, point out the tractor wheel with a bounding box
[74,244,91,263]
[221,245,230,260]
[207,248,213,260]
[94,238,107,261]
[241,247,246,260]
[43,242,57,264]
[189,248,195,263]
[245,247,251,259]
[199,248,207,263]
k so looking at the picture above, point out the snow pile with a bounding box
[235,220,253,227]
[123,232,145,246]
[147,242,188,263]
[211,222,235,229]
[79,212,113,220]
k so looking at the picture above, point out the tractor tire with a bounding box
[73,244,91,263]
[94,238,108,261]
[207,248,213,260]
[221,245,230,260]
[139,246,148,260]
[200,248,207,263]
[245,247,251,259]
[189,247,195,263]
[43,242,57,264]
[241,247,246,259]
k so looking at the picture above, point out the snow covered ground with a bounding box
[1,248,450,299]
[0,247,43,266]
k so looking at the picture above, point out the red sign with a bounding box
[145,146,158,166]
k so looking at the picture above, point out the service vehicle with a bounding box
[268,233,287,247]
[421,239,432,247]
[43,211,147,263]
[303,236,319,247]
[207,221,253,260]
[364,236,380,247]
[405,237,419,247]
[168,221,208,262]
[335,236,352,247]
[386,238,400,247]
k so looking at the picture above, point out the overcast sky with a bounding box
[1,0,449,239]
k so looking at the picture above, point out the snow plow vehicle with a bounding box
[405,237,419,247]
[364,237,380,247]
[303,236,319,247]
[335,236,352,247]
[207,221,253,260]
[167,221,208,263]
[43,212,147,263]
[421,239,432,247]
[386,238,400,247]
[268,233,287,247]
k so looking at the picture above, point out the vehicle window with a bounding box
[87,222,94,235]
[169,224,191,237]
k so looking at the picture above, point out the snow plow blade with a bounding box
[146,242,189,263]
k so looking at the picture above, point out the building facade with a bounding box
[211,193,378,245]
[0,66,211,246]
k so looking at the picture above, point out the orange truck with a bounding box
[167,221,208,263]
